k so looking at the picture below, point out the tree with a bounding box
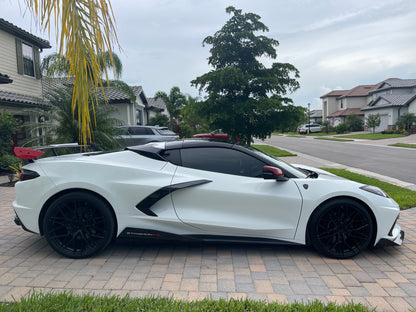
[181,99,209,135]
[25,0,120,146]
[191,6,300,145]
[396,113,416,132]
[0,112,22,172]
[42,51,123,80]
[345,114,364,132]
[154,87,187,131]
[24,86,121,150]
[366,114,381,133]
[148,114,170,127]
[321,120,331,134]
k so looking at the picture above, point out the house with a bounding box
[0,18,51,145]
[147,97,168,121]
[309,110,322,123]
[42,78,166,127]
[361,78,416,132]
[321,84,379,126]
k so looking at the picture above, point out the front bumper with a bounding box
[377,225,404,247]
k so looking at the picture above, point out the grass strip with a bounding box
[389,143,416,149]
[338,133,405,140]
[252,144,296,157]
[321,168,416,209]
[0,291,373,312]
[314,137,354,142]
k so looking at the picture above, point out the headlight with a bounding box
[360,185,389,198]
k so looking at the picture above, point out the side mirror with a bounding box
[263,166,288,181]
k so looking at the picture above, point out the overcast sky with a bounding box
[2,0,416,110]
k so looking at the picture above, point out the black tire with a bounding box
[309,198,374,259]
[43,192,116,258]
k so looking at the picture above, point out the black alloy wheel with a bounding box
[43,192,116,258]
[309,198,374,259]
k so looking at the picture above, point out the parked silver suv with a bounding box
[298,124,322,134]
[116,125,179,146]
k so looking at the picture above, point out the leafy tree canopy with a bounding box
[0,111,21,154]
[155,87,187,131]
[366,114,381,133]
[396,113,416,131]
[191,6,300,144]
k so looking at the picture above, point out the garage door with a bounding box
[375,114,388,132]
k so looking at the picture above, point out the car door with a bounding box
[170,147,303,240]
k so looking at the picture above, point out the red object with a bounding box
[193,129,240,142]
[13,147,45,160]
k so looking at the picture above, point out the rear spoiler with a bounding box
[14,147,45,161]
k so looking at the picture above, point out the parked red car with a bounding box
[193,129,240,141]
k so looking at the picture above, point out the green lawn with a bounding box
[252,144,296,157]
[314,137,354,142]
[0,292,373,312]
[389,143,416,149]
[338,133,405,140]
[321,168,416,209]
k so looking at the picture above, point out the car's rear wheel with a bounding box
[43,192,115,258]
[309,198,373,259]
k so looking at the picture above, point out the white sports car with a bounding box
[12,140,404,259]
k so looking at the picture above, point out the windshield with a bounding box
[248,146,308,178]
[156,129,176,135]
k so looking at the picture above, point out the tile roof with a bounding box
[370,78,416,94]
[320,90,348,98]
[42,78,142,104]
[0,73,13,84]
[338,84,380,98]
[0,18,51,49]
[310,109,322,118]
[147,97,166,111]
[0,90,43,107]
[327,108,364,117]
[362,94,416,111]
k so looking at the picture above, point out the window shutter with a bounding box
[15,38,23,75]
[33,47,41,79]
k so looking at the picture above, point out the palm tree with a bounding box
[25,86,121,150]
[24,0,120,146]
[154,87,187,131]
[42,51,123,80]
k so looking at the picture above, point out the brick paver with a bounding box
[1,184,416,311]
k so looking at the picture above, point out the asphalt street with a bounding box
[258,134,416,189]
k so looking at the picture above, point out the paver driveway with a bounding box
[1,185,416,312]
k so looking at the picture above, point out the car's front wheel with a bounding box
[309,198,374,259]
[43,192,116,258]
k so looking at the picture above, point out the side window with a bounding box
[145,128,155,135]
[129,127,146,135]
[180,147,265,178]
[161,149,181,165]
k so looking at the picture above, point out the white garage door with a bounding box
[375,114,389,132]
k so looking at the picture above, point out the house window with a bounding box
[22,43,35,77]
[136,109,143,125]
[340,100,343,109]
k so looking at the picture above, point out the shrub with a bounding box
[345,114,363,132]
[334,123,348,134]
[0,153,21,173]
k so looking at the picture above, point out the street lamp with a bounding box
[307,103,311,134]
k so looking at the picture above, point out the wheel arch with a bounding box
[38,188,118,236]
[305,195,377,247]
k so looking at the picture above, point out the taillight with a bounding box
[20,169,40,181]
